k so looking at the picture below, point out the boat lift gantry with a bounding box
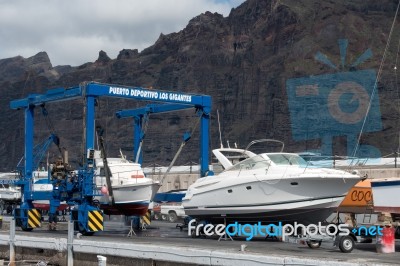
[10,81,212,232]
[115,103,212,177]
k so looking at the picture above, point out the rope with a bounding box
[217,110,223,148]
[395,36,400,153]
[104,98,110,154]
[40,105,63,157]
[351,0,400,158]
[81,84,86,165]
[135,113,150,163]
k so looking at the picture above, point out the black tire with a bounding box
[307,240,321,249]
[339,235,355,253]
[0,200,5,214]
[21,225,33,232]
[77,222,95,236]
[81,231,95,236]
[168,211,178,223]
[191,229,198,238]
[154,213,161,220]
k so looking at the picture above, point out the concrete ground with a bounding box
[0,216,398,265]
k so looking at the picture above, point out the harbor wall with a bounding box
[357,168,400,179]
[0,245,193,266]
[0,233,363,266]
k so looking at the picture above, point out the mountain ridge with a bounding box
[0,0,399,171]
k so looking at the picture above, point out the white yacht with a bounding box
[182,140,362,225]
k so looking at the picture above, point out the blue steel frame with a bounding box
[115,103,211,177]
[10,82,212,222]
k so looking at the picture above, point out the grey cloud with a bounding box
[0,0,244,66]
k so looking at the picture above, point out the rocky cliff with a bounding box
[1,0,399,171]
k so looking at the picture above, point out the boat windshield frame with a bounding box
[265,153,308,167]
[225,155,271,172]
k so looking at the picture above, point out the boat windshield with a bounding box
[266,154,307,166]
[227,155,270,171]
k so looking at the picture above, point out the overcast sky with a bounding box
[0,0,245,66]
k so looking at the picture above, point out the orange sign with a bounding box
[339,180,373,208]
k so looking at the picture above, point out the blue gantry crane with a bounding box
[10,82,212,233]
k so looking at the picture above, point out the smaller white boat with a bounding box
[32,170,69,211]
[29,156,161,216]
[0,185,20,201]
[94,155,161,216]
[371,177,400,214]
[0,172,22,202]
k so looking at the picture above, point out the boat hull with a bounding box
[33,201,69,212]
[31,180,160,216]
[96,182,160,216]
[184,196,343,225]
[183,173,359,225]
[100,201,150,216]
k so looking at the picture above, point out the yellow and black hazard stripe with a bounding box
[88,210,103,232]
[141,210,151,226]
[27,209,41,228]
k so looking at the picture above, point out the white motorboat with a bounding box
[0,172,21,202]
[94,156,161,216]
[31,170,68,211]
[0,185,20,201]
[182,139,362,225]
[29,155,161,216]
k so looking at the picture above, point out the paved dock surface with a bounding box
[0,217,398,265]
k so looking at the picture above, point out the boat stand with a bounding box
[140,217,148,231]
[127,219,136,237]
[218,232,233,241]
[265,227,279,241]
[218,218,233,241]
